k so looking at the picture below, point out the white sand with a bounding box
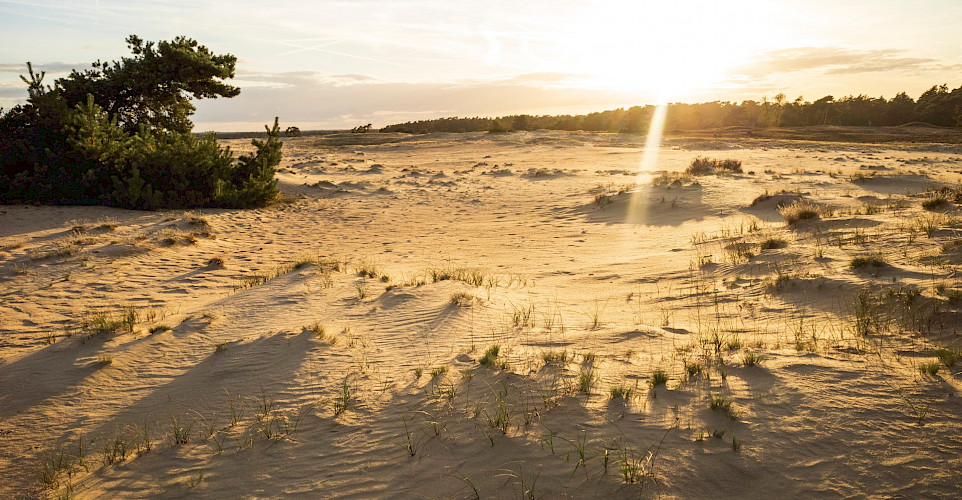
[1,130,961,498]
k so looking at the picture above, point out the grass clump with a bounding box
[450,291,475,307]
[759,237,787,250]
[578,367,596,394]
[709,393,739,420]
[609,384,634,400]
[919,360,941,376]
[82,305,139,336]
[935,348,959,367]
[686,157,742,175]
[922,194,950,210]
[479,345,501,366]
[742,351,764,366]
[541,349,570,366]
[778,200,824,225]
[427,266,488,287]
[850,255,886,270]
[650,368,669,387]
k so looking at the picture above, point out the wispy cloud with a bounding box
[733,47,941,78]
[0,61,84,73]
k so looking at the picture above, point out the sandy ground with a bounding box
[2,130,961,498]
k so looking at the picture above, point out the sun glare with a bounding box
[555,0,776,102]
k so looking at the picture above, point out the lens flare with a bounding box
[626,103,668,225]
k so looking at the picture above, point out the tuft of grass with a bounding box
[304,322,326,339]
[778,200,824,225]
[709,393,739,420]
[684,360,703,380]
[541,349,570,366]
[82,305,139,336]
[759,237,787,250]
[609,384,634,400]
[149,325,171,334]
[333,378,353,416]
[650,368,669,387]
[96,354,113,366]
[479,344,501,366]
[919,360,941,377]
[686,156,742,175]
[578,367,596,394]
[206,256,225,268]
[935,348,959,367]
[922,194,949,210]
[742,352,764,367]
[168,415,194,445]
[427,266,489,287]
[214,342,228,352]
[850,255,886,270]
[450,291,475,307]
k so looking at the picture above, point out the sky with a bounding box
[1,0,961,131]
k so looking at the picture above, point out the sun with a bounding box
[549,0,780,102]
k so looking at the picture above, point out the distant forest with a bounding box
[380,84,962,134]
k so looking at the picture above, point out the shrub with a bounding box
[0,35,280,209]
[650,368,669,387]
[778,200,823,224]
[686,157,742,175]
[850,255,886,269]
[922,194,949,210]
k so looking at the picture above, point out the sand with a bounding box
[1,130,961,498]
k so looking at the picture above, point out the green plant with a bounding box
[479,344,500,366]
[922,194,949,210]
[686,157,742,175]
[850,255,886,270]
[578,367,595,394]
[684,360,703,379]
[709,393,739,420]
[742,352,764,366]
[168,415,194,445]
[650,368,669,387]
[935,348,959,367]
[541,349,570,366]
[430,366,448,380]
[609,383,634,400]
[759,237,787,250]
[450,291,474,306]
[511,303,534,327]
[333,378,353,416]
[919,360,941,376]
[401,415,425,457]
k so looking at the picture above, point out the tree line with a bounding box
[379,84,962,134]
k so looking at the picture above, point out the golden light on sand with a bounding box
[627,103,667,224]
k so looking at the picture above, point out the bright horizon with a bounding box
[2,0,961,131]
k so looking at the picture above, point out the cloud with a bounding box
[0,61,85,74]
[732,47,940,78]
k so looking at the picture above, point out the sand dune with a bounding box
[2,130,961,498]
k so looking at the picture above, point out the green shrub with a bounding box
[0,36,280,210]
[686,157,742,175]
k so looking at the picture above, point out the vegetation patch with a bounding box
[685,157,743,175]
[0,35,281,209]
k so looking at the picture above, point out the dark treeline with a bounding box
[380,84,962,134]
